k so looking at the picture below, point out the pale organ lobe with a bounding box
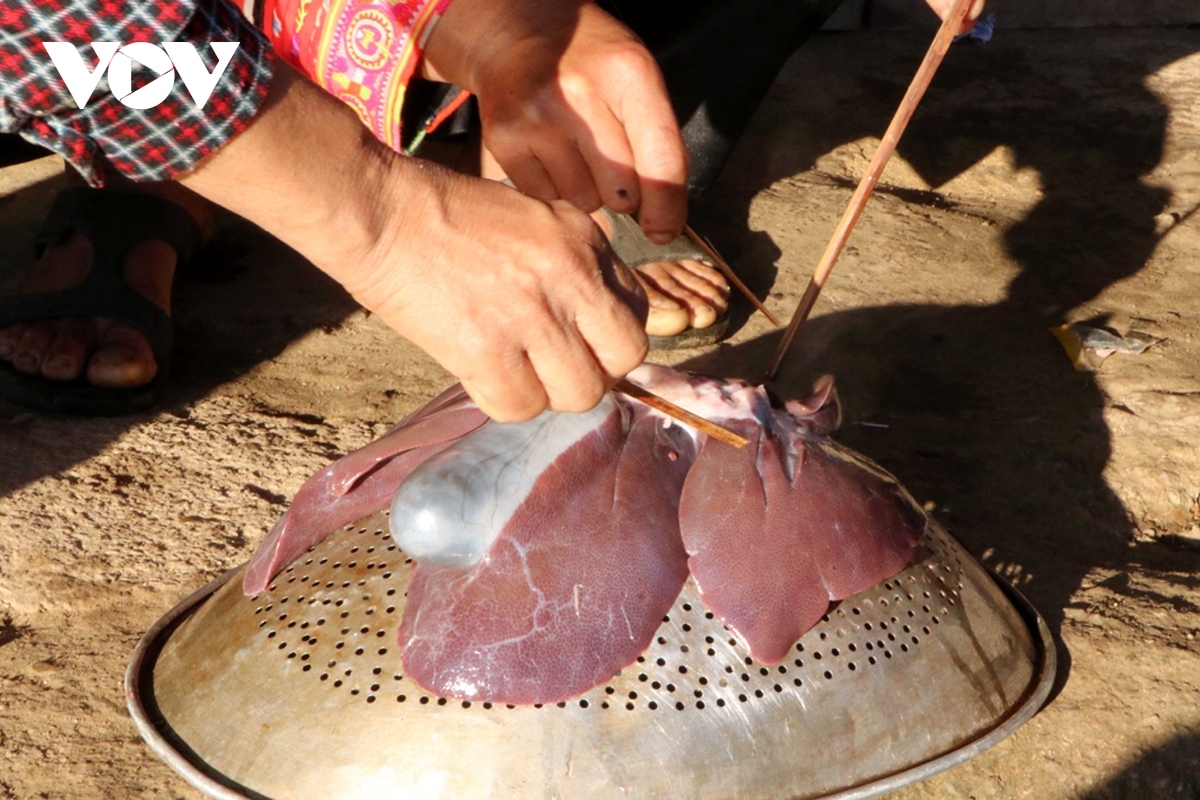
[679,414,925,665]
[242,386,487,596]
[399,403,695,705]
[388,399,619,567]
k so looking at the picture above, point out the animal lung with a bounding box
[388,398,625,568]
[242,385,488,596]
[679,422,926,665]
[398,401,695,705]
[242,366,925,704]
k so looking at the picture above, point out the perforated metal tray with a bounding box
[127,515,1054,800]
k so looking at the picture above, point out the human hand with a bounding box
[180,66,648,422]
[422,0,688,245]
[924,0,986,34]
[350,168,650,422]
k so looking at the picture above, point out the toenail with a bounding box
[649,297,682,310]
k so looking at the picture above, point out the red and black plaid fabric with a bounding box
[0,0,275,186]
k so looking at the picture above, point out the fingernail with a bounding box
[647,232,675,246]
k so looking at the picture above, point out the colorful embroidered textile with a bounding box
[0,0,275,186]
[263,0,455,152]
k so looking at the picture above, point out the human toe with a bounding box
[638,262,724,330]
[41,318,96,381]
[677,260,730,303]
[636,272,691,337]
[645,306,691,337]
[0,323,29,359]
[11,320,60,374]
[86,321,157,389]
[671,260,730,324]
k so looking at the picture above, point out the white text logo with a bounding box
[42,42,240,110]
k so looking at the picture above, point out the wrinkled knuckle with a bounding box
[495,394,547,424]
[510,237,559,275]
[607,44,658,84]
[455,323,496,359]
[496,267,544,309]
[558,71,593,102]
[585,378,611,409]
[463,370,546,424]
[555,379,607,414]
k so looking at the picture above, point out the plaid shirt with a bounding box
[0,0,275,186]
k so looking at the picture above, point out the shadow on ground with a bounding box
[1081,730,1200,798]
[3,29,1200,666]
[684,28,1200,699]
[0,164,360,498]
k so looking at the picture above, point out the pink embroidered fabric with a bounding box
[263,0,454,151]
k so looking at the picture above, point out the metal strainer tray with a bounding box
[127,514,1054,800]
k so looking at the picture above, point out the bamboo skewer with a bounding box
[615,379,749,448]
[683,225,781,326]
[764,0,975,381]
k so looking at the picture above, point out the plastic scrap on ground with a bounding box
[1050,323,1162,372]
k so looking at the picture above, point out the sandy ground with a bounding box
[1,26,1199,800]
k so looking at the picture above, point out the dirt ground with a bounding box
[1,26,1199,800]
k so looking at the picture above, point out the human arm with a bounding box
[177,65,648,422]
[1,0,646,421]
[0,0,273,186]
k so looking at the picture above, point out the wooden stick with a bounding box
[615,379,749,448]
[683,225,782,327]
[764,0,974,380]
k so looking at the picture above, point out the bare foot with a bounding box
[0,230,176,388]
[589,211,730,338]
